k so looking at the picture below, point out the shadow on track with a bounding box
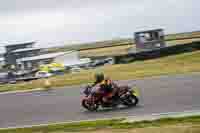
[81,104,143,114]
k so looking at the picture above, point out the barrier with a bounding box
[114,41,200,64]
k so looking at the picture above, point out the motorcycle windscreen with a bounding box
[132,87,140,97]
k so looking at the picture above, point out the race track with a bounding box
[0,73,200,128]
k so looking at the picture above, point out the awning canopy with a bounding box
[17,51,74,62]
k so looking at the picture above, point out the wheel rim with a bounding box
[125,95,138,106]
[82,100,98,111]
[127,97,135,104]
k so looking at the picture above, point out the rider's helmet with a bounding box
[94,72,104,83]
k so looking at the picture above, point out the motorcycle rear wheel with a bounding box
[82,99,99,111]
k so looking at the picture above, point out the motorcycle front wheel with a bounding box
[122,93,139,107]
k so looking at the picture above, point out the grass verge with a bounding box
[1,115,200,133]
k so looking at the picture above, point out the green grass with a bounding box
[79,37,200,58]
[79,44,132,58]
[2,115,200,133]
[52,31,200,52]
[165,31,200,40]
[1,47,200,92]
[48,38,132,53]
[48,31,200,57]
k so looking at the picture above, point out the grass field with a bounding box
[80,37,200,58]
[1,115,200,133]
[1,46,200,92]
[48,39,132,53]
[84,125,200,133]
[49,31,200,53]
[79,44,133,58]
[165,31,200,40]
[47,31,200,58]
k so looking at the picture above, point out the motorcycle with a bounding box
[81,84,139,111]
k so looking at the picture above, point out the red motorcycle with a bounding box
[81,84,139,111]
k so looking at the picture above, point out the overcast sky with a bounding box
[0,0,199,52]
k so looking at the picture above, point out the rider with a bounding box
[92,72,118,104]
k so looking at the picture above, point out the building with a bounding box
[0,57,5,69]
[4,41,43,69]
[3,41,91,71]
[17,51,91,70]
[134,29,166,52]
[53,51,91,67]
[16,52,64,70]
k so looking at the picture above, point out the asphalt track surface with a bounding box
[0,73,200,128]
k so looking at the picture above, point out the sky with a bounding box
[0,0,199,52]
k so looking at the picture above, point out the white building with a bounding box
[17,51,91,70]
[0,57,5,69]
[53,51,91,67]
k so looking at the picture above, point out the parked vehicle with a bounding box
[0,72,17,84]
[0,72,9,84]
[35,71,53,78]
[70,66,82,73]
[91,58,114,67]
